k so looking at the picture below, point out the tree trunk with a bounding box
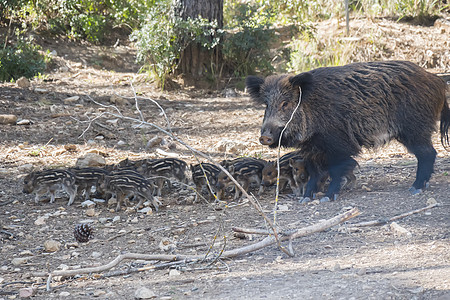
[174,0,223,85]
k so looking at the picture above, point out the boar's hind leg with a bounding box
[302,172,322,203]
[323,158,358,202]
[403,140,436,194]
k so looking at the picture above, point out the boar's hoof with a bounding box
[320,196,331,203]
[409,187,423,195]
[300,197,312,204]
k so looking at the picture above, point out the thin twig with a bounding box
[346,203,440,229]
[0,230,14,238]
[0,199,14,206]
[272,86,303,257]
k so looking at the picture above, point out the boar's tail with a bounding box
[441,98,450,149]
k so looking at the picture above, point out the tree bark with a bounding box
[174,0,223,84]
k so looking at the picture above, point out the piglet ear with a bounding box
[245,76,265,99]
[289,72,313,89]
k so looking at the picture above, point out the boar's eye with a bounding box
[280,101,290,110]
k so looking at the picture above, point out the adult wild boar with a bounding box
[246,61,450,202]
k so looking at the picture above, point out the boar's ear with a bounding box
[245,76,265,100]
[289,72,313,90]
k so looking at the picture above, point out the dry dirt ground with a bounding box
[1,16,450,300]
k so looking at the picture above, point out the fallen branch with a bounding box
[232,227,272,235]
[224,207,359,258]
[46,207,359,290]
[345,203,440,229]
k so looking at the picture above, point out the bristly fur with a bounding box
[245,76,265,102]
[247,60,449,200]
[441,100,450,148]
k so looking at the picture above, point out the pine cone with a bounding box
[73,223,94,243]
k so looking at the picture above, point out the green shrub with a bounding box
[0,34,49,82]
[130,0,222,89]
[222,2,276,77]
[394,0,446,23]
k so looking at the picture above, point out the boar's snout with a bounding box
[259,135,273,145]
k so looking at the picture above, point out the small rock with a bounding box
[85,208,96,217]
[49,50,57,57]
[108,197,118,207]
[105,118,119,126]
[361,185,371,192]
[71,251,80,258]
[16,77,31,88]
[134,286,156,299]
[16,119,32,125]
[99,217,108,224]
[146,136,163,149]
[93,290,106,297]
[59,291,71,297]
[131,217,139,224]
[390,222,412,237]
[112,216,121,223]
[159,238,176,252]
[91,251,102,259]
[0,114,18,125]
[65,242,79,248]
[34,216,48,225]
[168,269,180,277]
[277,204,289,211]
[18,164,34,173]
[117,140,127,146]
[81,200,96,208]
[19,287,37,298]
[19,250,33,256]
[12,257,30,266]
[357,267,367,275]
[138,207,152,214]
[110,94,130,106]
[63,96,80,104]
[426,198,437,206]
[76,153,106,168]
[44,240,61,252]
[57,264,69,270]
[34,88,48,93]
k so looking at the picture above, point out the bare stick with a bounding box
[232,227,271,235]
[0,199,14,206]
[46,208,359,290]
[220,207,360,258]
[271,86,304,257]
[346,203,440,229]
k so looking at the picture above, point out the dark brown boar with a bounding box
[246,60,450,202]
